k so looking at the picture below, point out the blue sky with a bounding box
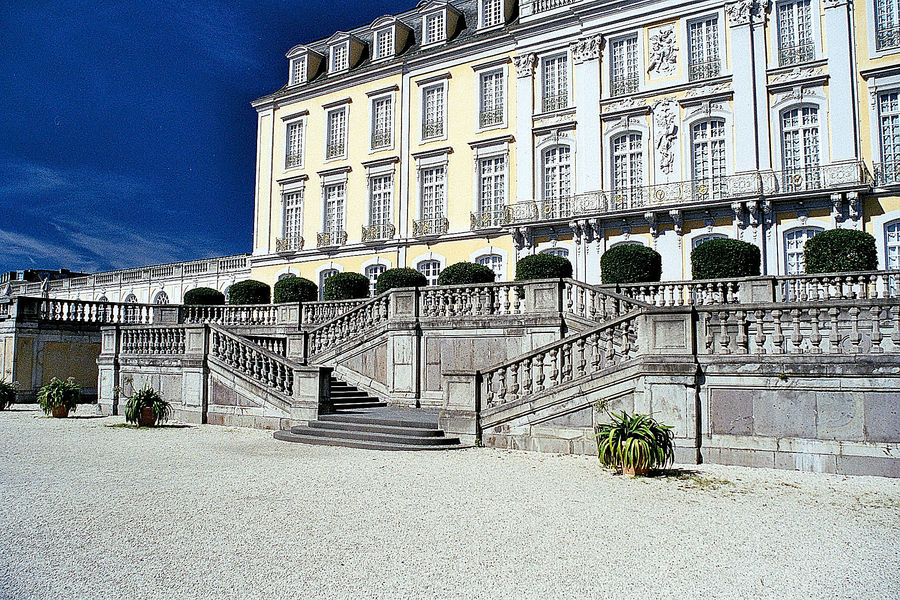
[0,0,409,275]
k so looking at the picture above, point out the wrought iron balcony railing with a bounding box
[504,161,872,224]
[876,25,900,51]
[778,41,815,67]
[285,154,302,169]
[611,76,639,97]
[874,161,900,186]
[689,59,720,82]
[326,142,345,159]
[316,230,348,248]
[542,93,568,113]
[479,109,504,128]
[275,236,304,252]
[412,216,449,237]
[470,208,511,230]
[361,223,396,242]
[422,119,444,139]
[371,131,392,149]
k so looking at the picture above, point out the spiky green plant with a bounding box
[0,379,17,410]
[36,377,81,416]
[124,384,173,426]
[595,411,674,475]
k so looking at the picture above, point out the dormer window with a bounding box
[331,43,349,72]
[285,45,323,87]
[425,12,445,44]
[290,57,306,85]
[374,28,394,60]
[481,0,504,28]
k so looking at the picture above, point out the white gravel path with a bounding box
[0,405,898,600]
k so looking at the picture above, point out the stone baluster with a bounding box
[576,337,586,377]
[848,307,861,353]
[590,332,601,371]
[771,310,784,354]
[548,349,558,387]
[735,310,748,354]
[509,362,519,400]
[870,306,884,353]
[829,307,841,353]
[522,357,533,395]
[790,309,802,354]
[497,367,507,403]
[535,353,546,392]
[754,310,766,354]
[809,308,823,354]
[718,311,731,355]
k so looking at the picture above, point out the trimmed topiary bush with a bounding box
[274,276,317,303]
[324,272,370,300]
[437,262,496,286]
[514,254,573,281]
[600,245,662,284]
[183,287,225,306]
[691,238,761,280]
[804,229,878,274]
[375,268,428,295]
[228,280,271,305]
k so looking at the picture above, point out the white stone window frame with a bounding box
[478,0,505,30]
[289,56,307,85]
[275,268,299,281]
[864,74,900,169]
[280,179,306,244]
[538,51,571,115]
[473,60,509,132]
[320,171,349,239]
[361,256,393,296]
[365,166,395,230]
[419,79,449,143]
[769,90,830,174]
[329,41,350,73]
[602,119,649,194]
[866,0,900,58]
[422,8,448,47]
[681,107,733,182]
[283,115,307,171]
[316,264,344,301]
[324,104,350,163]
[373,27,396,61]
[770,0,823,68]
[871,210,900,269]
[606,32,643,99]
[368,91,395,153]
[682,11,727,82]
[415,154,449,223]
[471,143,510,224]
[776,219,828,275]
[687,231,730,250]
[412,252,446,286]
[470,246,510,280]
[535,242,575,258]
[534,131,576,204]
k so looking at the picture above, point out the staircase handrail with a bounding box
[304,292,391,360]
[208,324,297,398]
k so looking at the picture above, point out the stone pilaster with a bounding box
[514,54,536,203]
[571,35,603,193]
[824,0,857,161]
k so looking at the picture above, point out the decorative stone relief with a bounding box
[647,26,678,77]
[831,194,845,225]
[533,111,576,129]
[620,220,632,240]
[848,192,861,222]
[824,0,850,8]
[769,66,826,87]
[684,101,724,121]
[725,0,754,26]
[683,83,732,100]
[571,35,603,64]
[653,100,678,175]
[603,96,646,116]
[513,54,536,78]
[703,212,716,232]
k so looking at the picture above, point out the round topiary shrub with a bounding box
[691,238,761,280]
[183,287,225,306]
[273,276,317,303]
[514,254,573,281]
[600,244,662,284]
[324,272,370,300]
[228,280,271,305]
[437,262,496,286]
[375,268,428,295]
[804,229,878,274]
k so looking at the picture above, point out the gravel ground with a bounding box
[1,405,898,600]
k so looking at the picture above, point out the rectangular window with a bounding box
[777,0,814,66]
[878,91,900,185]
[282,190,303,242]
[290,57,306,85]
[482,0,503,27]
[323,183,346,236]
[422,85,445,139]
[688,17,720,81]
[285,120,304,169]
[425,12,445,44]
[326,108,347,159]
[478,156,506,225]
[542,54,568,112]
[375,29,394,59]
[369,175,393,227]
[331,44,348,72]
[610,36,639,97]
[781,106,821,191]
[479,70,505,128]
[420,166,446,221]
[876,0,900,51]
[371,96,393,150]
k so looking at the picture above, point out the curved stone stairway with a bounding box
[274,376,464,451]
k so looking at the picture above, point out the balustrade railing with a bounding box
[276,236,304,252]
[361,223,395,242]
[563,280,651,320]
[611,76,639,97]
[689,59,720,82]
[777,270,900,302]
[542,93,568,113]
[301,299,366,327]
[412,216,449,237]
[613,279,742,307]
[306,295,391,358]
[182,304,278,326]
[422,119,444,139]
[874,161,900,186]
[210,327,294,397]
[120,327,185,355]
[246,336,287,356]
[876,24,900,51]
[778,41,815,67]
[40,298,154,324]
[698,302,900,356]
[317,230,348,248]
[419,283,526,318]
[470,208,510,229]
[479,109,504,128]
[481,312,641,409]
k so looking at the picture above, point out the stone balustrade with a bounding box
[777,270,900,302]
[210,327,294,397]
[611,279,742,307]
[246,336,287,356]
[301,299,367,327]
[563,280,650,320]
[120,326,186,355]
[40,298,155,325]
[419,282,526,318]
[182,304,279,326]
[305,295,391,359]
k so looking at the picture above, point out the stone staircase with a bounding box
[273,376,464,450]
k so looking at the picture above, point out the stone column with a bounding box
[514,54,536,203]
[571,35,603,194]
[824,0,857,161]
[97,326,120,416]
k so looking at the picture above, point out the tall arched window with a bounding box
[611,133,643,208]
[784,227,822,275]
[541,248,569,258]
[364,264,386,296]
[692,233,728,249]
[153,291,170,305]
[123,294,138,303]
[277,273,297,281]
[541,145,572,218]
[691,120,726,199]
[96,295,109,303]
[781,106,820,191]
[886,220,900,270]
[476,254,504,279]
[417,260,441,286]
[319,269,339,300]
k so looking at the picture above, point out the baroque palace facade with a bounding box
[248,0,900,294]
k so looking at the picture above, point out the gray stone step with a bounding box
[273,430,464,451]
[306,419,443,437]
[331,401,388,410]
[317,412,436,429]
[289,425,456,446]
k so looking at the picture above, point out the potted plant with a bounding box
[37,377,81,418]
[124,384,173,427]
[595,411,675,476]
[0,379,17,410]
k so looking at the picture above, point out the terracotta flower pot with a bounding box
[138,407,156,427]
[621,463,650,477]
[51,405,70,419]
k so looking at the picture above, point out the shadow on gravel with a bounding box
[105,423,195,430]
